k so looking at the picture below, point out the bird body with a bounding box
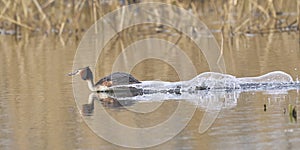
[96,72,141,86]
[69,67,141,92]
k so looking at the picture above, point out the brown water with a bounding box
[0,22,300,150]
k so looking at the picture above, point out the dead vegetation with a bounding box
[0,0,298,40]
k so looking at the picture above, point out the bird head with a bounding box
[68,66,93,81]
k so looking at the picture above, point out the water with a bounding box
[77,71,300,148]
[0,18,300,150]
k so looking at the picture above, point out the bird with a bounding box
[68,66,141,92]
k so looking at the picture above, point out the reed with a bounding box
[0,0,298,39]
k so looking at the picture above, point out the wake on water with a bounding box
[83,71,300,133]
[105,71,300,95]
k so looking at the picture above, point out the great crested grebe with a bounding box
[68,66,141,92]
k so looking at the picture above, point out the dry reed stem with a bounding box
[190,2,198,16]
[0,15,34,30]
[15,12,23,40]
[249,0,269,17]
[120,6,126,31]
[0,0,297,36]
[210,0,219,17]
[74,0,81,10]
[59,36,65,46]
[267,0,276,18]
[227,0,235,23]
[73,0,86,30]
[119,38,126,67]
[93,0,98,33]
[236,0,245,19]
[261,0,276,27]
[234,18,250,33]
[59,19,66,36]
[217,27,224,70]
[33,0,51,31]
[21,0,28,18]
[0,0,10,17]
[297,0,300,29]
[42,0,55,9]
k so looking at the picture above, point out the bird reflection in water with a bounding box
[81,92,136,116]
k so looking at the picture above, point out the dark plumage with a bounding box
[80,67,93,81]
[95,72,141,86]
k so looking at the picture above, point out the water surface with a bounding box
[0,27,299,150]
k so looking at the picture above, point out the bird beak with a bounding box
[68,69,80,76]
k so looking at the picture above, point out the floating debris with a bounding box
[284,129,294,133]
[288,104,297,122]
[264,104,267,112]
[292,106,297,120]
[0,29,16,35]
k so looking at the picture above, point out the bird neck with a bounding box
[87,79,96,92]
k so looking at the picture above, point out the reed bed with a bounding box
[0,0,298,40]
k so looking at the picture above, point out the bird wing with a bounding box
[95,72,140,86]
